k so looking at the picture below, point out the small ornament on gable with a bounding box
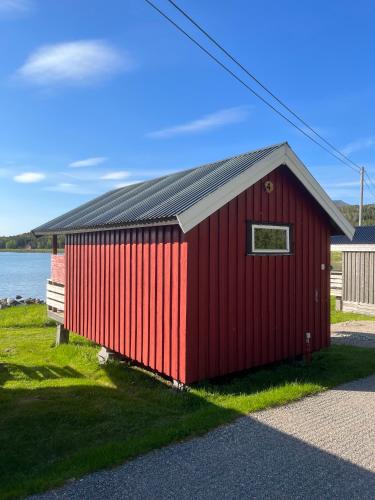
[264,180,274,193]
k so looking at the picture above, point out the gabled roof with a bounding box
[332,226,375,247]
[32,142,354,239]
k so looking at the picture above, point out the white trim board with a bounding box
[177,143,355,240]
[331,244,375,252]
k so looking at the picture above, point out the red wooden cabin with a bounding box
[33,143,353,384]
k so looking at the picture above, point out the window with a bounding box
[247,222,292,255]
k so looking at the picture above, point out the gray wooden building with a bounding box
[332,226,375,315]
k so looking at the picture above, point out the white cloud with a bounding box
[342,137,375,156]
[0,0,31,15]
[45,182,96,194]
[17,40,129,86]
[101,170,131,180]
[147,106,249,139]
[69,156,107,168]
[324,180,360,188]
[13,171,45,183]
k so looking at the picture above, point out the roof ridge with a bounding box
[113,142,287,193]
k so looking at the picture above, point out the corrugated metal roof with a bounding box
[32,142,285,235]
[331,225,375,245]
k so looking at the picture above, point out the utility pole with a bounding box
[359,166,364,226]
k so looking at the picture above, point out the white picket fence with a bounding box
[46,279,65,323]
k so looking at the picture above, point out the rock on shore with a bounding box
[0,297,45,310]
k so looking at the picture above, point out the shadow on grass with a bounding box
[1,345,375,498]
[0,363,83,386]
[196,345,375,396]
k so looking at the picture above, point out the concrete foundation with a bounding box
[172,379,187,391]
[98,346,117,365]
[56,325,69,345]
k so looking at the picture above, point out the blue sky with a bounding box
[0,0,375,235]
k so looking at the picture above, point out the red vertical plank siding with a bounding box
[236,192,246,371]
[288,184,296,358]
[119,231,125,354]
[268,171,276,364]
[130,230,137,360]
[156,227,164,373]
[218,206,229,376]
[64,236,69,327]
[208,212,219,378]
[124,231,131,357]
[251,183,261,367]
[65,224,188,382]
[184,165,331,384]
[178,237,188,383]
[293,193,306,352]
[170,226,180,381]
[86,234,91,341]
[142,229,150,367]
[100,232,104,342]
[163,227,172,375]
[114,232,119,352]
[136,229,143,363]
[186,226,199,379]
[282,170,290,359]
[198,219,209,380]
[228,200,237,374]
[149,228,157,369]
[111,231,116,350]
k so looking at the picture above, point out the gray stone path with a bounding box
[34,374,375,500]
[331,320,375,347]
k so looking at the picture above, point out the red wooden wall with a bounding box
[184,165,331,383]
[51,255,65,285]
[65,227,188,383]
[64,165,331,384]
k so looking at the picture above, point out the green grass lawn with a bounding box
[330,296,375,323]
[331,250,342,271]
[1,305,375,498]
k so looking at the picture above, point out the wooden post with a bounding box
[335,295,343,311]
[359,166,364,226]
[56,324,69,345]
[52,234,58,255]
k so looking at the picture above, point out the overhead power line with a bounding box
[145,0,375,213]
[364,171,375,201]
[144,0,361,173]
[166,0,362,174]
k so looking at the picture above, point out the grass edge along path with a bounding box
[1,304,375,498]
[330,296,375,323]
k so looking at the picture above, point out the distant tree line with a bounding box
[0,233,64,250]
[338,204,375,227]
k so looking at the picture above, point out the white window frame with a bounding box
[251,223,290,254]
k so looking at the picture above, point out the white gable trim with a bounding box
[177,144,355,240]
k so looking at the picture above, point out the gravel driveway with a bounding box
[331,320,375,348]
[33,374,375,500]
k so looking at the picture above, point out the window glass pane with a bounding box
[254,227,288,251]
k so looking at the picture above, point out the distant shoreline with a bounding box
[0,249,64,254]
